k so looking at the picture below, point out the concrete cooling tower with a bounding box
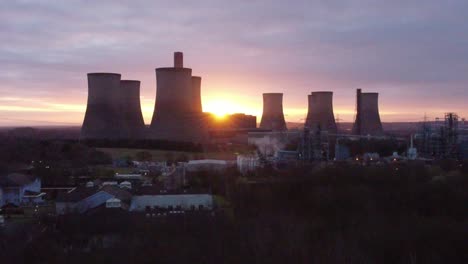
[305,91,337,133]
[81,73,124,139]
[259,93,287,131]
[191,76,202,112]
[149,52,207,142]
[352,89,384,136]
[120,80,146,138]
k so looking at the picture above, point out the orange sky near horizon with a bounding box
[0,75,465,127]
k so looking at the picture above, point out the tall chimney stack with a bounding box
[174,52,183,68]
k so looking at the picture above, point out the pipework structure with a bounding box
[305,91,337,134]
[352,89,384,136]
[81,73,125,139]
[259,93,287,131]
[149,52,207,142]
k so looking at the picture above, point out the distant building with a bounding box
[55,185,131,215]
[185,160,229,172]
[0,173,45,207]
[129,192,214,212]
[335,143,351,161]
[227,113,256,129]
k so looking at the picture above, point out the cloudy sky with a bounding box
[1,0,467,126]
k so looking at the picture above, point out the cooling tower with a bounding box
[305,91,337,133]
[259,93,287,131]
[352,89,384,136]
[191,76,202,112]
[120,80,146,138]
[81,73,124,139]
[149,52,207,142]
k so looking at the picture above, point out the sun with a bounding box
[203,100,235,119]
[202,97,261,120]
[213,112,227,119]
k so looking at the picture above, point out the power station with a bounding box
[305,91,337,134]
[259,93,287,131]
[149,52,207,142]
[81,52,389,144]
[352,89,384,136]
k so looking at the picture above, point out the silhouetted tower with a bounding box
[120,80,146,138]
[352,89,383,136]
[259,93,287,131]
[81,73,124,139]
[305,91,337,134]
[191,76,202,112]
[149,52,207,142]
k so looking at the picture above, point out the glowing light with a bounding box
[213,112,227,119]
[203,99,257,118]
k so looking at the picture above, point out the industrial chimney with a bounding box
[352,89,384,136]
[259,93,287,131]
[149,52,207,142]
[120,80,146,139]
[305,91,337,133]
[81,73,124,139]
[174,51,183,68]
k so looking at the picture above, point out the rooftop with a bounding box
[0,173,36,187]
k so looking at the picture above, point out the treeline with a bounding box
[82,139,204,152]
[3,161,467,263]
[0,138,112,185]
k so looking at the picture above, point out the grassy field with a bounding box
[98,148,244,161]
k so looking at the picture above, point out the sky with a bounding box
[1,0,467,126]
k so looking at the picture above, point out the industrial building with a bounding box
[259,93,287,131]
[228,113,257,129]
[305,91,337,134]
[352,89,384,136]
[149,52,208,142]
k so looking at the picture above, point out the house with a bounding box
[55,184,131,215]
[0,173,45,207]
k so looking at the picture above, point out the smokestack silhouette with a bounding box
[81,73,123,139]
[305,91,337,133]
[120,80,146,138]
[191,76,202,112]
[149,52,207,142]
[352,89,383,135]
[259,93,287,131]
[174,51,183,68]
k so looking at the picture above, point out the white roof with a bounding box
[106,198,121,203]
[129,194,213,211]
[187,160,227,165]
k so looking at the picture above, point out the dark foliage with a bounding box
[1,162,467,263]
